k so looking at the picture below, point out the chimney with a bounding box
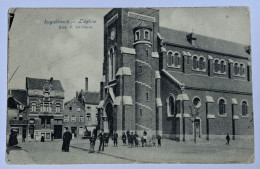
[50,77,53,84]
[85,77,88,92]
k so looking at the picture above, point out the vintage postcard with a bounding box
[6,8,254,164]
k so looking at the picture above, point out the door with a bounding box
[71,127,77,138]
[54,125,62,139]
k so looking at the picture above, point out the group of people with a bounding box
[87,129,162,153]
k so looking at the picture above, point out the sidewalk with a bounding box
[6,146,34,164]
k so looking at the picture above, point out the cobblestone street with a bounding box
[6,137,254,164]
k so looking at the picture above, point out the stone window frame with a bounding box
[241,100,249,118]
[64,115,69,122]
[192,55,206,72]
[166,94,176,117]
[144,29,150,40]
[79,115,84,122]
[71,115,76,122]
[135,30,141,41]
[31,101,37,112]
[192,96,202,108]
[213,58,227,74]
[167,50,181,68]
[55,103,61,113]
[86,113,91,121]
[217,97,227,117]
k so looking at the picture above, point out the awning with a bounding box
[109,88,115,102]
[156,98,162,107]
[176,94,189,101]
[97,100,104,108]
[232,98,238,105]
[114,96,122,106]
[207,114,216,119]
[123,96,133,105]
[206,96,214,103]
[233,115,240,120]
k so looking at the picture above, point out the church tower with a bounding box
[99,8,162,136]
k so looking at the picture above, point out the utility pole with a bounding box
[8,65,20,83]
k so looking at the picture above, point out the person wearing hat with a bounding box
[62,127,72,152]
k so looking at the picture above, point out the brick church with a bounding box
[97,8,253,141]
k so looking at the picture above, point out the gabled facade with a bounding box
[26,77,64,140]
[98,8,253,141]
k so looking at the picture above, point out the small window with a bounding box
[168,51,181,67]
[242,101,248,116]
[79,115,84,122]
[135,30,140,40]
[140,109,143,116]
[64,115,69,122]
[139,65,143,74]
[219,99,226,116]
[240,63,245,76]
[69,106,72,111]
[86,113,91,121]
[56,103,61,113]
[77,107,81,112]
[168,95,175,115]
[220,60,226,73]
[193,55,198,69]
[234,63,239,75]
[144,30,150,40]
[193,97,201,108]
[214,59,219,72]
[31,102,37,112]
[71,115,76,122]
[146,49,149,57]
[198,57,206,70]
[146,93,149,101]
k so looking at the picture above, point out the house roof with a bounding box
[9,89,27,105]
[159,27,250,58]
[26,77,64,91]
[162,70,252,94]
[82,91,100,105]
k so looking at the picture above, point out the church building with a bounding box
[97,8,253,141]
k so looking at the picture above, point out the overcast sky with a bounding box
[8,8,250,101]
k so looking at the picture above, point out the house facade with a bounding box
[98,8,253,141]
[26,77,64,141]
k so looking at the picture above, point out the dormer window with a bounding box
[144,30,150,40]
[135,30,140,41]
[186,33,197,45]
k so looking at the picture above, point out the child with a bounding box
[89,134,96,153]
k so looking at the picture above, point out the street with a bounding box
[6,137,254,164]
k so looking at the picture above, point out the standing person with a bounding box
[226,133,230,145]
[89,134,96,153]
[126,129,130,145]
[134,132,139,147]
[143,132,147,146]
[22,132,26,142]
[98,129,105,152]
[113,131,118,147]
[129,132,135,148]
[28,132,31,142]
[8,130,18,147]
[105,134,109,147]
[62,128,72,152]
[51,132,54,141]
[157,134,161,147]
[122,132,127,146]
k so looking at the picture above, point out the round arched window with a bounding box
[193,97,201,108]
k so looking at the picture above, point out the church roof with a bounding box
[159,27,250,58]
[26,77,64,91]
[82,91,100,105]
[161,70,252,94]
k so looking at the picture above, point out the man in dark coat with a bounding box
[226,133,230,145]
[126,129,130,145]
[113,131,118,147]
[8,130,18,147]
[129,132,135,148]
[122,132,127,146]
[97,129,105,152]
[62,128,72,152]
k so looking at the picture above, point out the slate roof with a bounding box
[9,89,27,105]
[159,27,250,58]
[162,70,252,94]
[26,77,64,91]
[82,91,100,105]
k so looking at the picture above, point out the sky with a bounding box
[8,7,250,101]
